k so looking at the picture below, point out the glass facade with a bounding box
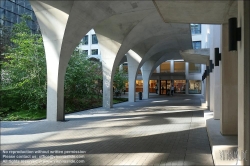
[189,62,201,73]
[160,80,171,94]
[189,80,201,94]
[92,34,98,44]
[192,41,201,49]
[174,80,186,94]
[0,0,38,33]
[82,50,88,55]
[160,61,170,72]
[174,61,185,72]
[91,49,98,55]
[82,35,88,45]
[149,80,157,93]
[125,80,160,93]
[123,61,203,94]
[191,24,201,34]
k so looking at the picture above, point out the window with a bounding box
[91,49,98,55]
[82,50,88,55]
[82,35,88,45]
[174,61,185,72]
[192,41,201,49]
[160,61,170,73]
[188,80,202,94]
[92,34,98,44]
[189,63,201,73]
[191,24,201,34]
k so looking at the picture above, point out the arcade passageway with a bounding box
[1,95,213,165]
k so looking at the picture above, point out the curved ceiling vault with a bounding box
[33,0,237,72]
[93,4,192,73]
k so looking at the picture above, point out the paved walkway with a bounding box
[1,94,214,165]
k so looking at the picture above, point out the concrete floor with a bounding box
[1,94,214,165]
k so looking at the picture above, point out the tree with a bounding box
[64,50,103,111]
[113,68,127,93]
[1,15,46,111]
[0,14,127,120]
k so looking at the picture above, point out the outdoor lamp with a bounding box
[206,66,210,77]
[209,60,214,73]
[214,48,221,66]
[229,17,241,51]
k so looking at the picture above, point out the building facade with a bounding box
[78,29,101,59]
[0,0,38,33]
[78,24,209,95]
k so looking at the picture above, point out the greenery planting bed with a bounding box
[0,98,128,121]
[0,15,128,121]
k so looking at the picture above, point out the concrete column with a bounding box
[238,1,250,164]
[30,1,71,121]
[220,23,238,135]
[185,62,189,94]
[205,71,210,109]
[209,25,222,120]
[170,60,174,73]
[97,34,121,108]
[209,65,215,112]
[156,66,160,73]
[142,61,155,99]
[208,25,222,119]
[126,50,142,102]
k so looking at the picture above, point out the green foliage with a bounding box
[113,68,127,92]
[64,51,103,112]
[0,15,128,121]
[1,15,47,113]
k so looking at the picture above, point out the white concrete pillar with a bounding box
[97,34,121,108]
[209,65,215,112]
[185,62,189,94]
[126,50,142,102]
[220,23,238,135]
[238,1,250,164]
[156,66,160,73]
[208,25,221,115]
[30,1,71,121]
[209,25,222,120]
[205,69,210,109]
[142,61,155,99]
[170,60,174,73]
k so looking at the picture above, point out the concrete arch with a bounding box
[141,52,177,99]
[31,1,156,120]
[123,23,191,101]
[98,12,191,103]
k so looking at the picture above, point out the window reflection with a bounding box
[189,63,201,73]
[189,80,201,94]
[160,61,170,73]
[174,61,185,72]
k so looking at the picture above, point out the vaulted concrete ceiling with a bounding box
[153,0,237,24]
[93,2,192,69]
[31,0,238,74]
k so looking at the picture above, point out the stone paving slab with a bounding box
[204,111,238,165]
[0,95,213,165]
